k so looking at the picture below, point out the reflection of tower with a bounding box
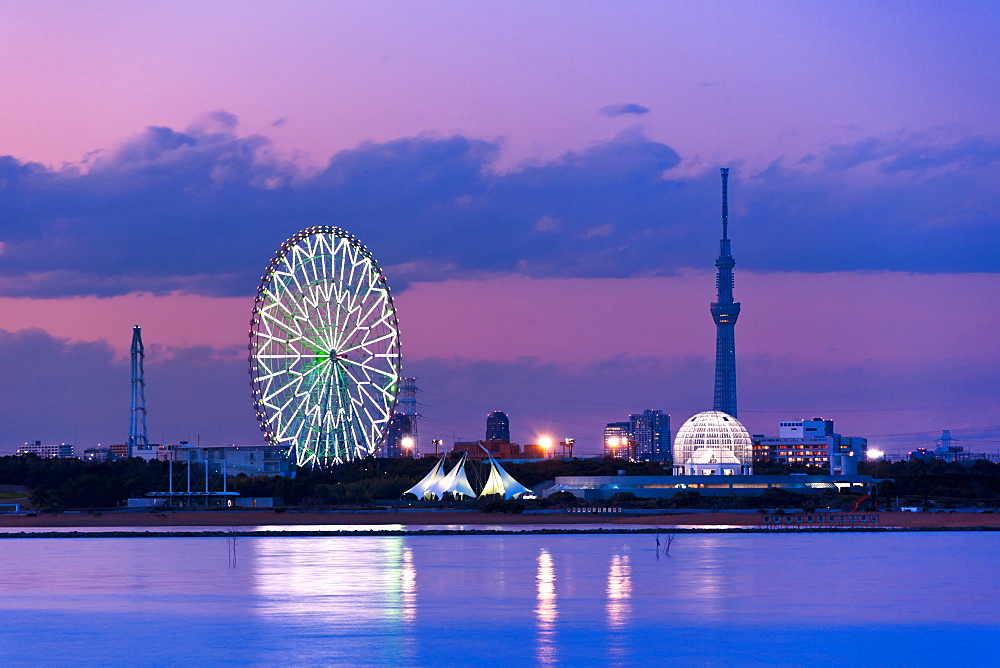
[384,377,419,457]
[486,411,510,441]
[711,168,740,417]
[128,325,149,453]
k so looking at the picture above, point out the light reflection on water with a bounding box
[0,533,998,666]
[535,548,558,666]
[606,551,631,665]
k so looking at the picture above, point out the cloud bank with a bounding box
[0,116,997,298]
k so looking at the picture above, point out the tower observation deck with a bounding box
[711,168,740,417]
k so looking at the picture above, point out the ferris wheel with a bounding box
[249,226,401,467]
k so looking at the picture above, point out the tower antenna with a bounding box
[128,325,149,452]
[710,168,741,417]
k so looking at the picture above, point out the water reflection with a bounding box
[249,536,414,664]
[606,552,632,664]
[535,548,558,666]
[401,546,416,624]
[688,535,725,620]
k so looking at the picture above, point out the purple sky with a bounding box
[0,2,997,456]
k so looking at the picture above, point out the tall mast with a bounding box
[128,325,149,450]
[711,168,740,417]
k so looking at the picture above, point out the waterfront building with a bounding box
[486,411,511,442]
[537,473,882,501]
[158,443,296,478]
[15,441,74,458]
[672,411,753,475]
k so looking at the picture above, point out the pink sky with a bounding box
[1,271,994,366]
[1,3,994,172]
[0,2,997,455]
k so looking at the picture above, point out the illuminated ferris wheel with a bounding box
[249,226,401,467]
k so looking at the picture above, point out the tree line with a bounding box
[1,453,997,510]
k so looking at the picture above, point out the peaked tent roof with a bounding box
[405,456,447,499]
[429,453,476,499]
[479,453,532,499]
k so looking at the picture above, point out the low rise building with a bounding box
[752,418,867,474]
[539,474,882,501]
[157,443,296,478]
[15,441,74,458]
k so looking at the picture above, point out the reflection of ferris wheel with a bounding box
[249,226,401,467]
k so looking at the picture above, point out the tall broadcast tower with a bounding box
[128,325,149,451]
[711,168,740,417]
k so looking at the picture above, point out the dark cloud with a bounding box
[0,116,996,298]
[600,103,651,117]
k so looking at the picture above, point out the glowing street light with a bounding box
[868,448,885,479]
[539,436,553,458]
[401,435,415,456]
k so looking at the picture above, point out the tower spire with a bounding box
[711,168,740,417]
[128,325,149,451]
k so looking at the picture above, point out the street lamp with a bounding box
[607,436,619,458]
[401,435,415,457]
[539,436,553,459]
[868,448,884,478]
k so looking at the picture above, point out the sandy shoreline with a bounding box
[1,510,998,529]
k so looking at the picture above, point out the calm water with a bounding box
[1,532,997,666]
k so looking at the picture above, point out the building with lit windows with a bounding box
[16,441,74,458]
[752,418,867,474]
[602,410,670,461]
[486,411,510,442]
[603,422,633,459]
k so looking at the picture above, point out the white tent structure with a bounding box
[405,456,447,499]
[429,453,476,499]
[405,453,476,500]
[479,453,532,499]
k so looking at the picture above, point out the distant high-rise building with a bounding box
[630,410,671,462]
[383,377,419,457]
[603,410,671,461]
[383,413,418,457]
[711,168,740,418]
[603,422,633,459]
[486,411,510,442]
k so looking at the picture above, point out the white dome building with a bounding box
[673,411,754,476]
